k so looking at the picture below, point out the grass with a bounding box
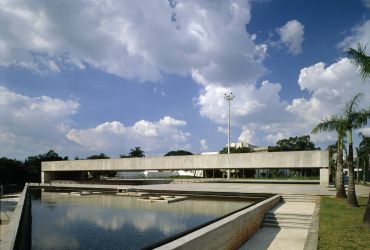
[319,196,370,250]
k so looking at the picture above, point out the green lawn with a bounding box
[319,196,370,250]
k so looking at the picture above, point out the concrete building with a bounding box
[226,141,268,152]
[41,150,329,185]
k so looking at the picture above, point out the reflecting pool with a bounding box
[30,190,253,249]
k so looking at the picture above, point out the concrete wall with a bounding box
[155,195,281,250]
[42,151,328,171]
[1,184,31,250]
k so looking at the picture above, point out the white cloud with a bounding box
[338,20,370,54]
[200,139,208,151]
[197,80,288,125]
[238,127,256,143]
[196,57,370,148]
[66,116,191,155]
[0,0,266,85]
[264,132,285,144]
[288,58,370,123]
[217,126,228,135]
[0,86,79,159]
[362,0,370,8]
[286,58,370,145]
[276,20,304,55]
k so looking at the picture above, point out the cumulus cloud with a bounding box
[66,116,191,155]
[338,20,370,54]
[286,58,370,144]
[196,79,288,125]
[238,127,256,144]
[200,139,208,151]
[0,0,266,84]
[288,58,370,122]
[0,86,79,159]
[197,57,370,148]
[276,20,305,55]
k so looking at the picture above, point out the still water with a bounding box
[30,190,252,250]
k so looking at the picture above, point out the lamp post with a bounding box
[224,92,235,179]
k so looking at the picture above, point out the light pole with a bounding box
[224,92,235,179]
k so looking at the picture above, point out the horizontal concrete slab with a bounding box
[42,150,328,172]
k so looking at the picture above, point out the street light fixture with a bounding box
[224,92,235,179]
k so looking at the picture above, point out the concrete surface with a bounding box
[156,195,281,250]
[240,199,318,250]
[0,195,21,243]
[1,185,29,250]
[30,182,370,197]
[240,227,308,250]
[41,151,329,184]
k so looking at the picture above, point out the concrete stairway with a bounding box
[261,194,317,229]
[262,212,312,229]
[281,194,319,203]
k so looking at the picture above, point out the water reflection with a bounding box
[31,190,251,250]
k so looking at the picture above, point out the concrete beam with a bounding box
[42,150,329,172]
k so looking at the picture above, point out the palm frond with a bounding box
[344,93,364,116]
[312,115,346,137]
[346,43,370,79]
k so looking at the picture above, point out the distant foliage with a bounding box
[164,150,193,156]
[129,147,145,158]
[268,135,320,152]
[86,153,110,159]
[24,150,68,182]
[0,157,27,187]
[219,147,252,154]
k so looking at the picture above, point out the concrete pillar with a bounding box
[41,171,45,183]
[41,171,53,183]
[320,168,329,186]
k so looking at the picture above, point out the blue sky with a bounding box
[1,0,370,160]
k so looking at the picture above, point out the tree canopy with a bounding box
[219,147,252,154]
[121,147,145,158]
[24,150,67,182]
[86,153,110,159]
[164,150,193,156]
[268,135,320,152]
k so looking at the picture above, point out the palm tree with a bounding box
[346,44,370,225]
[346,44,370,79]
[312,116,347,198]
[129,147,145,158]
[342,93,370,207]
[358,133,370,184]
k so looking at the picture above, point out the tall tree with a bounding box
[129,147,145,158]
[357,133,370,184]
[268,135,319,152]
[25,150,67,182]
[342,93,370,207]
[347,44,370,226]
[312,116,347,198]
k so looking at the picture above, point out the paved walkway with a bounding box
[240,196,319,250]
[0,194,21,243]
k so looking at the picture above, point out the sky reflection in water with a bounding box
[31,190,251,250]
